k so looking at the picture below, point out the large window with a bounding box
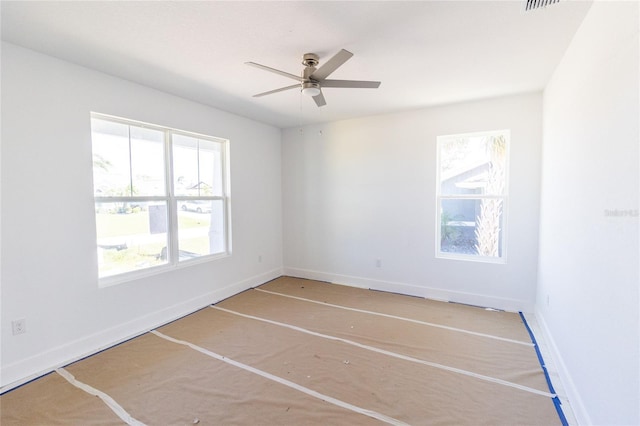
[436,130,509,262]
[91,114,230,282]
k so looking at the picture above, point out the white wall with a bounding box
[282,93,542,312]
[0,43,283,388]
[537,1,639,424]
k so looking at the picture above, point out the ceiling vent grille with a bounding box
[524,0,560,11]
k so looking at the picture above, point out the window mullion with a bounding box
[196,139,201,197]
[166,131,179,266]
[439,194,505,200]
[175,196,224,201]
[127,125,134,197]
[95,196,167,203]
[223,142,230,254]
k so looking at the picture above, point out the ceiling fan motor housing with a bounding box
[302,81,320,91]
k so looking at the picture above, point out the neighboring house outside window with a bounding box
[91,113,230,283]
[436,130,509,263]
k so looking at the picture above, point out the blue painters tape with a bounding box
[519,312,568,426]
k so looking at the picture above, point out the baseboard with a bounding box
[0,268,282,393]
[283,267,533,312]
[534,308,591,425]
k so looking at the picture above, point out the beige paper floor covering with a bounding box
[1,277,561,425]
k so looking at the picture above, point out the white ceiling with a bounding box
[1,1,592,128]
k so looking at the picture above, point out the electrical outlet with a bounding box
[12,318,26,335]
[258,255,263,263]
[375,258,382,268]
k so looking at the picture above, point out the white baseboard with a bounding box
[534,308,591,425]
[0,268,282,393]
[283,267,534,312]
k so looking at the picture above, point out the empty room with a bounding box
[1,1,638,425]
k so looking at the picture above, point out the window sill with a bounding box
[436,252,506,264]
[98,251,231,288]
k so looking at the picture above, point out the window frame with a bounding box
[435,129,510,264]
[91,113,231,286]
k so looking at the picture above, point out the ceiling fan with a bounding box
[246,49,381,107]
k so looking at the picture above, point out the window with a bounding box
[436,130,509,262]
[91,114,230,281]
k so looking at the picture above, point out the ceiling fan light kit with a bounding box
[246,49,381,107]
[301,82,321,97]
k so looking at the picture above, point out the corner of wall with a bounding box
[533,308,592,425]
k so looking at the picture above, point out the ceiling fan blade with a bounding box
[253,84,300,97]
[245,62,303,82]
[313,91,327,107]
[311,49,353,81]
[321,79,381,89]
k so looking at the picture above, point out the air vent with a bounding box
[524,0,560,11]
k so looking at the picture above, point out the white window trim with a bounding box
[435,129,510,264]
[91,113,231,287]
